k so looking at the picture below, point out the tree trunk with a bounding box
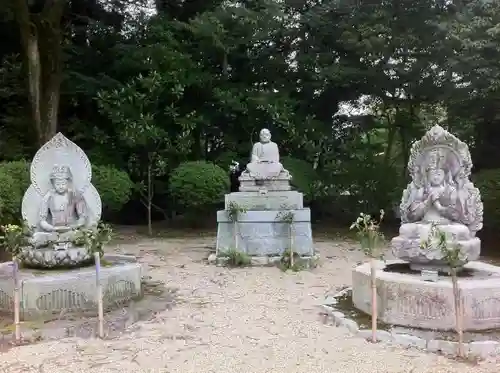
[12,0,65,146]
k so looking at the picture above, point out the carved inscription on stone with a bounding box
[471,296,500,321]
[385,284,450,321]
[36,289,91,310]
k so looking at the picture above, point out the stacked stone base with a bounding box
[216,190,314,258]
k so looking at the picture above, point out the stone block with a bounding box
[392,333,426,349]
[467,341,500,358]
[225,191,303,210]
[216,209,313,256]
[0,255,142,319]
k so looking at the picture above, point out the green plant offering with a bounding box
[0,222,33,257]
[226,201,247,222]
[349,210,385,259]
[420,224,465,357]
[350,209,384,343]
[220,248,251,267]
[72,223,113,257]
[276,208,296,270]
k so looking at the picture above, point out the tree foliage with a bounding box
[0,0,499,228]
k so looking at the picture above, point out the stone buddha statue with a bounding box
[392,125,483,271]
[238,128,291,191]
[20,132,102,268]
[246,128,284,179]
[32,165,88,249]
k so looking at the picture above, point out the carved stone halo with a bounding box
[407,125,472,188]
[30,133,92,195]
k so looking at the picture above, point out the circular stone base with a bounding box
[19,246,93,269]
[0,254,142,319]
[352,260,500,331]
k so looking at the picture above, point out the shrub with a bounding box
[473,169,500,229]
[0,160,30,223]
[281,156,318,200]
[92,165,134,211]
[169,161,229,210]
[0,172,22,224]
[0,160,30,194]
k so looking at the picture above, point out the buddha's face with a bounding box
[429,169,445,187]
[260,129,271,143]
[52,178,69,195]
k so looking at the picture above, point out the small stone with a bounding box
[392,333,426,349]
[467,340,500,358]
[323,296,337,306]
[251,257,269,266]
[427,339,457,355]
[357,329,392,342]
[341,319,359,333]
[207,253,217,264]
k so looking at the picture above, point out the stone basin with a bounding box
[352,260,500,331]
[0,254,142,319]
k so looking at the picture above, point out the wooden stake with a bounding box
[370,258,377,343]
[94,252,104,339]
[289,223,294,268]
[450,268,464,357]
[234,222,239,250]
[12,256,20,342]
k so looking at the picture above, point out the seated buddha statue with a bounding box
[245,128,285,180]
[31,165,88,249]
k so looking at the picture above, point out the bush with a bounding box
[0,160,30,193]
[281,156,318,201]
[0,172,22,224]
[92,165,134,211]
[0,160,30,223]
[473,169,500,229]
[169,161,229,210]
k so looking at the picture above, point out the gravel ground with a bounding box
[0,234,499,373]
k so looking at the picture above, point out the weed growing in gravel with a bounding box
[219,248,251,267]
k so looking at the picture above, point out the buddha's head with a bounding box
[428,168,445,187]
[259,128,271,143]
[50,165,73,195]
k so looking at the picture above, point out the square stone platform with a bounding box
[0,254,142,319]
[217,190,313,257]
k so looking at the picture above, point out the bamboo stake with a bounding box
[94,252,104,338]
[234,222,239,250]
[289,223,294,268]
[12,256,20,342]
[450,268,464,357]
[370,257,377,343]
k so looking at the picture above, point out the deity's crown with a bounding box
[426,148,446,171]
[50,165,72,180]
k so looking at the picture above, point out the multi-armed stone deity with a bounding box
[19,133,102,268]
[391,125,483,272]
[216,128,313,259]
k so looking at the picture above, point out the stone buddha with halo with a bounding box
[33,164,88,248]
[19,132,102,268]
[238,128,292,192]
[391,125,483,272]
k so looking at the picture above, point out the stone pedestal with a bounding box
[352,260,500,331]
[216,191,313,257]
[391,235,481,272]
[0,254,142,319]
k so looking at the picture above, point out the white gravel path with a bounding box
[1,234,498,373]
